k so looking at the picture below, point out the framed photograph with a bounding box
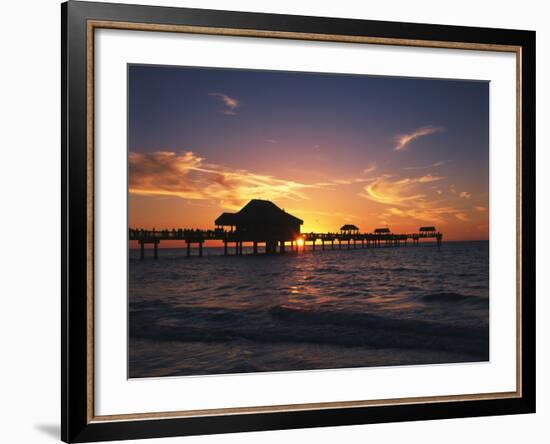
[62,1,535,442]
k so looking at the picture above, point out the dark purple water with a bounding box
[129,241,489,378]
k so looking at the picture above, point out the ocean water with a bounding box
[129,241,489,378]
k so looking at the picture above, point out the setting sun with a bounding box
[296,238,304,247]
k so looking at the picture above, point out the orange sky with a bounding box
[128,150,488,241]
[128,66,489,241]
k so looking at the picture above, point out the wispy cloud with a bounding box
[358,174,463,223]
[475,206,487,212]
[455,213,470,222]
[449,185,472,199]
[331,178,371,186]
[394,125,444,151]
[363,163,377,174]
[129,151,367,210]
[401,161,446,170]
[129,151,321,209]
[418,174,445,183]
[359,175,444,207]
[208,92,240,115]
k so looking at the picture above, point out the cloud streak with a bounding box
[358,174,466,223]
[208,93,240,115]
[129,151,368,210]
[129,151,323,209]
[363,163,377,174]
[359,175,444,207]
[401,161,446,170]
[394,125,444,151]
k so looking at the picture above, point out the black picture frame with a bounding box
[62,1,536,442]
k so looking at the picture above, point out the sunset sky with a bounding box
[128,64,489,241]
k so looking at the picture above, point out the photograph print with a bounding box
[128,65,489,378]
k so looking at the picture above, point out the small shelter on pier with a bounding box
[340,224,359,235]
[215,213,239,232]
[374,227,391,235]
[215,199,303,241]
[419,226,437,236]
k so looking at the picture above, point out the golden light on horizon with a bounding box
[296,238,304,247]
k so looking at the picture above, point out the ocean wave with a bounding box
[421,292,488,305]
[129,301,488,358]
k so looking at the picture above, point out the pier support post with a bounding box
[322,239,325,251]
[153,241,159,259]
[290,240,294,252]
[253,241,258,255]
[353,239,357,249]
[224,241,228,256]
[312,240,316,251]
[199,242,203,257]
[280,241,285,254]
[139,241,144,260]
[348,239,351,249]
[235,242,239,256]
[331,240,334,250]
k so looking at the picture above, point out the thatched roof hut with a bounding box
[215,199,303,240]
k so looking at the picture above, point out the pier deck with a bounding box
[129,228,443,259]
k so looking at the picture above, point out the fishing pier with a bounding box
[130,199,442,259]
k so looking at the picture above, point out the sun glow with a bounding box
[296,238,304,247]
